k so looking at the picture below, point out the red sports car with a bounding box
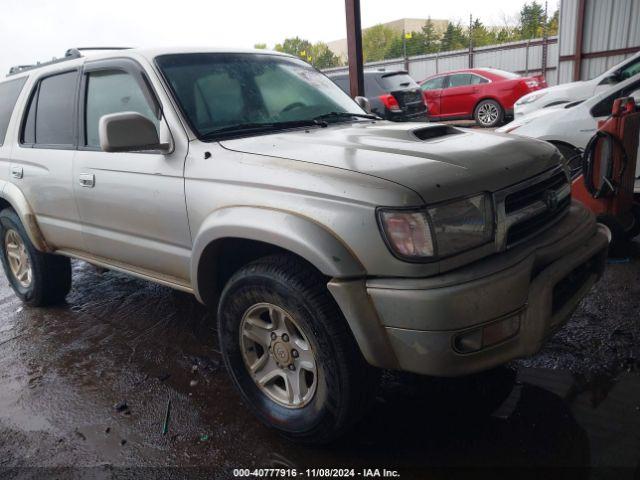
[419,68,547,128]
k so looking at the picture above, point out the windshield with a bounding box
[156,53,365,139]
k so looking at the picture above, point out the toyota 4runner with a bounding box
[0,47,609,443]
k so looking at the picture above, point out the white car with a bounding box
[497,74,640,192]
[514,52,640,118]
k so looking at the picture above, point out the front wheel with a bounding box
[217,254,379,444]
[474,99,504,128]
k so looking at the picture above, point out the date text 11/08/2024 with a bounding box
[233,468,401,478]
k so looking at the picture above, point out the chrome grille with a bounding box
[494,167,571,250]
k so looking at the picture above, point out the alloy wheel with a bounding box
[239,302,318,408]
[5,229,32,288]
[477,102,499,126]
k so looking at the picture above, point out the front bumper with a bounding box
[329,203,609,376]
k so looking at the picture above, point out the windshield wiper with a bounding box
[313,111,380,122]
[200,119,326,140]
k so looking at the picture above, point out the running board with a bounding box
[55,249,194,294]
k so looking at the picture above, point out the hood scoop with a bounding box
[412,125,463,141]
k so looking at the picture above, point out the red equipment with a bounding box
[572,97,640,252]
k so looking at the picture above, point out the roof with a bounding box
[5,46,291,80]
[327,69,408,78]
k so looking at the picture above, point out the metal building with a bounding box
[558,0,640,84]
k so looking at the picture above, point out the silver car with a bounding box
[0,47,609,443]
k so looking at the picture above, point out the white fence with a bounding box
[324,36,559,85]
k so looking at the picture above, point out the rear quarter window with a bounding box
[0,77,27,146]
[329,76,350,94]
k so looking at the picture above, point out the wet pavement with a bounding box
[0,242,639,479]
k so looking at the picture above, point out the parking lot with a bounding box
[0,241,638,476]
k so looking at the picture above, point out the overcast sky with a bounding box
[1,0,558,75]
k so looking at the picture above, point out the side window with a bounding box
[330,76,350,95]
[421,77,445,91]
[591,80,640,117]
[22,71,78,146]
[619,57,640,81]
[470,74,488,85]
[0,77,27,146]
[448,74,473,88]
[85,71,158,148]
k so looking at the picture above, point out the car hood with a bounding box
[518,79,596,104]
[220,122,561,204]
[497,103,570,131]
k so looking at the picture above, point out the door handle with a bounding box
[78,173,95,188]
[10,166,23,179]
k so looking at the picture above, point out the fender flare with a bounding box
[0,182,51,252]
[191,206,366,303]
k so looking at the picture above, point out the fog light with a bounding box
[482,316,520,347]
[454,315,521,354]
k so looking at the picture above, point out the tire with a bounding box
[597,214,628,258]
[217,253,380,444]
[0,208,71,307]
[628,202,640,240]
[474,99,504,128]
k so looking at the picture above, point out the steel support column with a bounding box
[345,0,364,98]
[573,0,587,81]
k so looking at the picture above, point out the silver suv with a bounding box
[0,47,609,443]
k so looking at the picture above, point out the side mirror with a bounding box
[354,96,371,114]
[99,112,170,153]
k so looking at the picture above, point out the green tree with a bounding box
[519,1,546,39]
[274,37,313,58]
[469,18,494,47]
[271,37,340,69]
[420,18,442,54]
[546,9,559,36]
[362,24,396,62]
[308,42,341,69]
[494,25,520,43]
[440,22,468,52]
[253,43,267,50]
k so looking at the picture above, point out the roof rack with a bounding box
[7,47,132,77]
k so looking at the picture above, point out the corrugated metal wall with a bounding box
[558,0,640,83]
[324,37,559,85]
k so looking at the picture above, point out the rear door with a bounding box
[73,58,192,284]
[440,73,482,117]
[420,76,446,116]
[0,77,28,187]
[10,69,85,251]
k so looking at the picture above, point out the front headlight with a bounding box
[517,91,548,105]
[379,194,494,261]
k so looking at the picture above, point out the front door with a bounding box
[73,59,192,284]
[440,73,480,118]
[420,75,445,116]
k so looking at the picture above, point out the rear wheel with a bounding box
[217,254,379,444]
[628,203,640,240]
[474,99,504,128]
[597,214,628,258]
[0,208,71,306]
